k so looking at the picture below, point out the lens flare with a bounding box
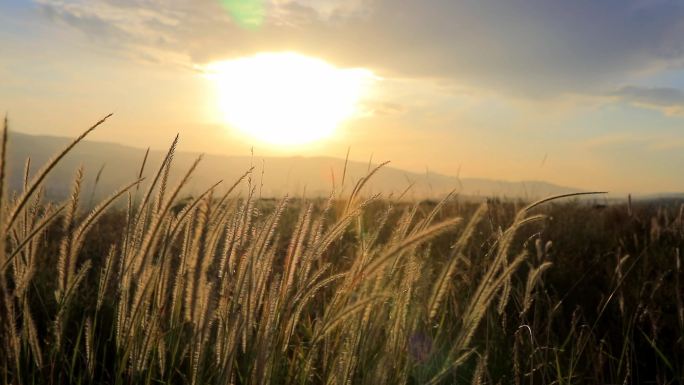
[219,0,264,28]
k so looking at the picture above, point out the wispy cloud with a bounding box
[610,85,684,115]
[359,101,406,116]
[583,133,648,150]
[584,132,684,152]
[32,0,684,98]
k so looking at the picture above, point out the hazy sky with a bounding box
[2,0,684,193]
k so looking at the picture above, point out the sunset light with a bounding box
[4,2,684,382]
[205,52,374,146]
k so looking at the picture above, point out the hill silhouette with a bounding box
[6,131,582,201]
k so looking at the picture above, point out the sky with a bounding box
[2,0,684,194]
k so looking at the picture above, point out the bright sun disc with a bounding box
[206,52,374,146]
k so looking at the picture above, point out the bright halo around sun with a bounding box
[205,52,374,146]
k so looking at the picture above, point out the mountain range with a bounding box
[5,131,583,201]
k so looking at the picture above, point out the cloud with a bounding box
[32,0,684,97]
[584,131,684,152]
[583,133,647,149]
[610,85,684,114]
[39,1,129,44]
[359,101,406,116]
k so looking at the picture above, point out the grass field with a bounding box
[1,117,682,384]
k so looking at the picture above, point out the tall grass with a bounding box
[0,116,682,384]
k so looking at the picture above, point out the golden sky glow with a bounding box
[205,52,374,146]
[4,0,684,194]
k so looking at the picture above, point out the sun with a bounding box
[205,52,374,146]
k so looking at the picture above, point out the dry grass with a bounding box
[0,116,682,384]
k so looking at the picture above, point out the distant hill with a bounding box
[5,131,582,201]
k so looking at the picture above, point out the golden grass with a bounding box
[0,115,678,384]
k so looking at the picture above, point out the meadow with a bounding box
[0,116,682,384]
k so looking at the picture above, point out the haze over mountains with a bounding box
[6,131,583,201]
